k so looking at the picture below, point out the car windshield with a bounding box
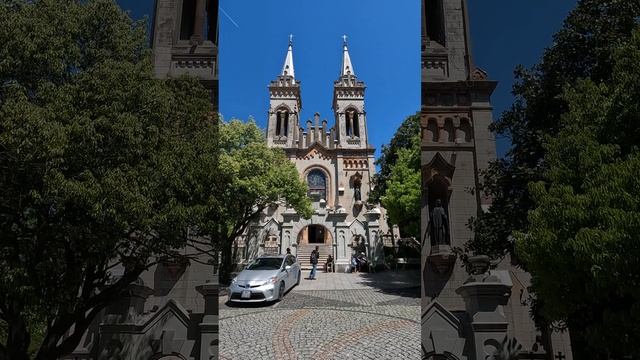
[246,258,283,270]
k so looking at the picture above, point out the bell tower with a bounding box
[267,36,302,148]
[151,0,218,109]
[333,36,368,149]
[421,0,497,289]
[421,1,573,357]
[422,0,474,82]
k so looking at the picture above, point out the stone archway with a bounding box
[297,224,333,246]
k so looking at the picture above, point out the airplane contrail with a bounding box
[219,6,239,29]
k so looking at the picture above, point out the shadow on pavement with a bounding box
[224,300,276,308]
[357,270,421,298]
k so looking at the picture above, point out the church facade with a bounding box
[421,1,573,359]
[234,38,392,272]
[66,1,218,359]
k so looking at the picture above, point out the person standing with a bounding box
[324,254,334,272]
[309,246,319,280]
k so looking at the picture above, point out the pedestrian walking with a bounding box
[308,246,319,280]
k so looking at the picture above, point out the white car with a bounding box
[228,254,301,303]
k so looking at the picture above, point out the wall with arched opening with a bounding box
[297,224,333,246]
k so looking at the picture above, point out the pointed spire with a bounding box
[281,34,295,82]
[341,34,355,77]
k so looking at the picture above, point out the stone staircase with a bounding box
[296,245,332,270]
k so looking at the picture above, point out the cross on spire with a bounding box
[281,35,295,81]
[341,35,355,77]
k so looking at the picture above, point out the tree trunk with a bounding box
[569,326,591,360]
[6,316,30,360]
[219,235,234,285]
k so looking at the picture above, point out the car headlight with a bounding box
[231,277,238,284]
[261,276,278,286]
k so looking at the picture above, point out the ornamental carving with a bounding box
[298,148,331,161]
[343,159,368,170]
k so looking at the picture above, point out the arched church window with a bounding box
[346,109,359,137]
[206,0,217,42]
[425,0,446,46]
[275,110,289,137]
[426,118,438,142]
[180,0,212,42]
[444,119,455,142]
[180,0,196,41]
[307,169,327,201]
[460,118,472,143]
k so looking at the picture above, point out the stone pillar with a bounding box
[455,256,513,360]
[365,208,382,268]
[331,212,349,271]
[282,209,297,256]
[280,113,286,137]
[196,283,219,360]
[191,0,206,44]
[314,113,320,144]
[298,127,304,149]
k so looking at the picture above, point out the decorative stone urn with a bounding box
[428,245,456,273]
[468,255,491,275]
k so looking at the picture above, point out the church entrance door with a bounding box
[296,225,333,270]
[297,224,331,245]
[308,225,325,244]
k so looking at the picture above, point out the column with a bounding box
[192,0,206,43]
[332,213,349,272]
[456,256,513,360]
[196,282,219,360]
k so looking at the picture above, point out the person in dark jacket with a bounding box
[308,246,319,280]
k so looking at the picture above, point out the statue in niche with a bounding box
[429,199,449,246]
[353,177,362,202]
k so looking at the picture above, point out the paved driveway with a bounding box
[219,270,421,360]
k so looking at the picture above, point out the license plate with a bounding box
[241,290,251,299]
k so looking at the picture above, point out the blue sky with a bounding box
[217,0,420,161]
[116,0,576,159]
[467,0,576,156]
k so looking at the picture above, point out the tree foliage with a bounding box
[0,1,213,358]
[467,0,640,262]
[197,119,313,284]
[380,133,420,240]
[372,113,420,239]
[370,113,420,203]
[516,29,640,358]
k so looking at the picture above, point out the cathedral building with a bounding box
[234,37,393,272]
[421,1,573,359]
[67,1,218,358]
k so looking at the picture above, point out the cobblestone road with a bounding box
[219,271,421,360]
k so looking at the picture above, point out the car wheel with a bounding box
[278,281,285,301]
[296,270,301,286]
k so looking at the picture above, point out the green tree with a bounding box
[380,133,421,241]
[370,113,420,203]
[467,0,640,261]
[191,119,313,285]
[0,1,213,358]
[371,113,420,241]
[516,29,640,358]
